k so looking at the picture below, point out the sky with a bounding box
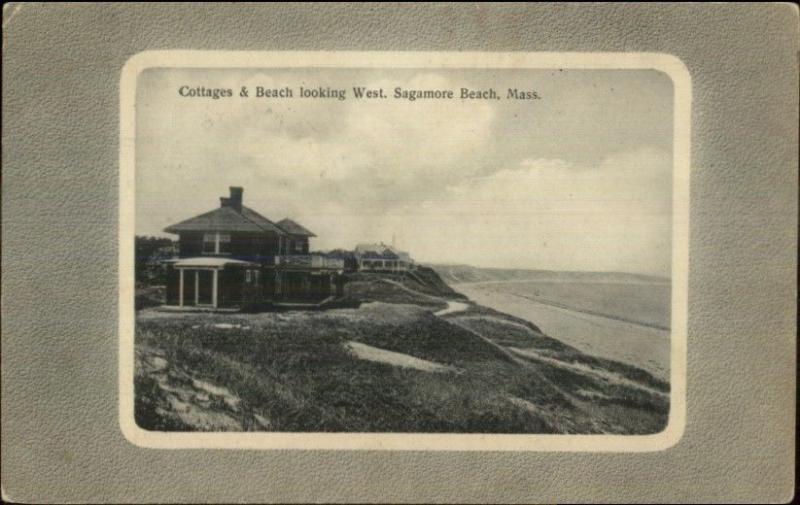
[135,67,674,277]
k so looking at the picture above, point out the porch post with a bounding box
[194,270,199,305]
[178,269,184,306]
[212,269,218,308]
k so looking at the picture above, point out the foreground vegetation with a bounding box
[135,270,669,434]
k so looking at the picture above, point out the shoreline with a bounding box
[451,282,670,382]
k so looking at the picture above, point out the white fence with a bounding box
[274,254,344,270]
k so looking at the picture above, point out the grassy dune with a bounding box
[134,270,670,434]
[137,305,557,433]
[340,268,466,309]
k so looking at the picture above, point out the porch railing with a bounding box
[273,254,344,270]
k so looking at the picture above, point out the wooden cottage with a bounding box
[354,243,414,272]
[162,187,345,309]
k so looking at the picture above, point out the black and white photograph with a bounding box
[121,51,688,449]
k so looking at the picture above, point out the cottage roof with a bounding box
[277,218,316,237]
[355,242,411,261]
[164,205,286,235]
[361,250,399,260]
[354,243,384,253]
[240,207,288,234]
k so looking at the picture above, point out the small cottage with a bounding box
[354,243,414,272]
[162,187,345,309]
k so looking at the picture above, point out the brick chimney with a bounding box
[228,186,243,212]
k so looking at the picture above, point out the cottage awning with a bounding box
[168,257,258,269]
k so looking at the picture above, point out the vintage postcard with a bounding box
[119,51,689,451]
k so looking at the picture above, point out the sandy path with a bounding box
[377,279,471,318]
[434,301,470,316]
[344,341,456,373]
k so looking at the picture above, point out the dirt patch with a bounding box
[434,301,470,316]
[212,323,251,330]
[344,341,458,373]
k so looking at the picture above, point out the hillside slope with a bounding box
[341,266,467,309]
[134,268,669,434]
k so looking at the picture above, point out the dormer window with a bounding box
[203,232,231,254]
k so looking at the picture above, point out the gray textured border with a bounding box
[2,3,797,503]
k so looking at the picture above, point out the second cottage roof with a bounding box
[277,218,316,237]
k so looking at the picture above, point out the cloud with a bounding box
[235,73,496,204]
[318,147,673,277]
[136,69,672,276]
[137,70,496,222]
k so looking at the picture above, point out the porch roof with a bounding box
[169,257,258,269]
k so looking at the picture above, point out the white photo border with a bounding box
[119,51,690,451]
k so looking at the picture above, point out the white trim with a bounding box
[178,269,184,307]
[172,257,255,269]
[178,268,218,307]
[194,271,199,306]
[212,270,218,308]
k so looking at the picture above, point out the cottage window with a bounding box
[203,234,215,253]
[218,233,231,254]
[245,269,260,285]
[203,232,231,254]
[294,241,303,253]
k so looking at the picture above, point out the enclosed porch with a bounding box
[165,257,259,309]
